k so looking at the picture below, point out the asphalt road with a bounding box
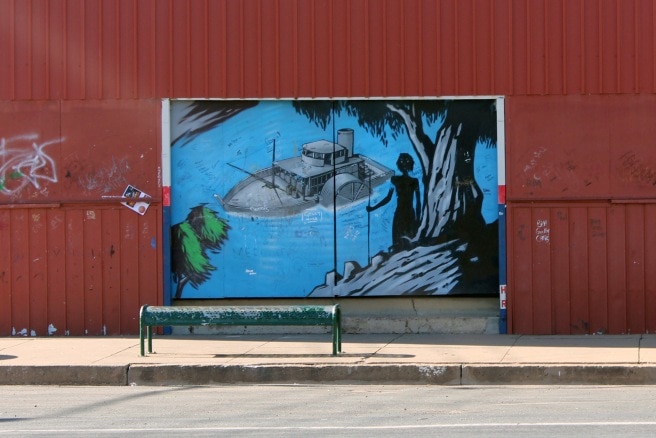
[1,385,656,437]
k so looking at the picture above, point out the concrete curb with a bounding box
[3,364,656,386]
[0,366,128,386]
[462,364,656,385]
[127,364,656,386]
[127,364,463,386]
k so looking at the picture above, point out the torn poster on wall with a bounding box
[121,184,150,215]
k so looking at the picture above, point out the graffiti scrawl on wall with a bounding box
[170,100,499,299]
[0,134,60,196]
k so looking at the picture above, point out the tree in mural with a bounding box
[171,100,258,146]
[171,205,230,298]
[292,100,497,247]
[294,100,498,295]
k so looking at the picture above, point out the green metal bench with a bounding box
[139,304,342,356]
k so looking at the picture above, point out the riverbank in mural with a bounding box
[170,100,499,299]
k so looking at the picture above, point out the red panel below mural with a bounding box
[508,202,656,335]
[0,205,162,336]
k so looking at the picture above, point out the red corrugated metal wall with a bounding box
[0,206,162,335]
[507,95,656,334]
[508,202,656,335]
[0,99,162,336]
[3,0,656,334]
[2,0,656,100]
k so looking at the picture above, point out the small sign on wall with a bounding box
[121,184,150,215]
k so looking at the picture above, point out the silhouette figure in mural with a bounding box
[367,153,421,251]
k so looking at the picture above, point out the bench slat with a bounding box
[142,306,335,326]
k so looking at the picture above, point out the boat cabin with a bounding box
[301,140,349,167]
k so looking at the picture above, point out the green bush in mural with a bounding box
[171,205,230,299]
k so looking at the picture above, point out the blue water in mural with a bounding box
[171,101,497,299]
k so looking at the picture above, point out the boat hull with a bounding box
[217,155,393,217]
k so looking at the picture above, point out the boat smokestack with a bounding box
[337,128,354,157]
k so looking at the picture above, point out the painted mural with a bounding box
[170,100,499,299]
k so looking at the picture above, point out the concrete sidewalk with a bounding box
[2,333,656,386]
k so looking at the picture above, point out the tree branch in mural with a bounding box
[171,101,258,147]
[171,205,230,299]
[292,100,496,246]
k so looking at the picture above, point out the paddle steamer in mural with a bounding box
[215,128,393,217]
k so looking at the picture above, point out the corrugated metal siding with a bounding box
[506,95,656,334]
[508,202,656,335]
[0,98,161,202]
[0,99,162,335]
[3,0,656,335]
[507,95,656,202]
[2,0,655,100]
[0,205,162,336]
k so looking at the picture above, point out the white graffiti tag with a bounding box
[0,134,60,196]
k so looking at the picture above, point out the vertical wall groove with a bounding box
[653,2,656,90]
[509,202,656,334]
[185,0,191,96]
[202,0,209,97]
[9,0,16,99]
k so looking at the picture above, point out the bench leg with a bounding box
[332,312,342,355]
[139,323,145,357]
[147,325,153,353]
